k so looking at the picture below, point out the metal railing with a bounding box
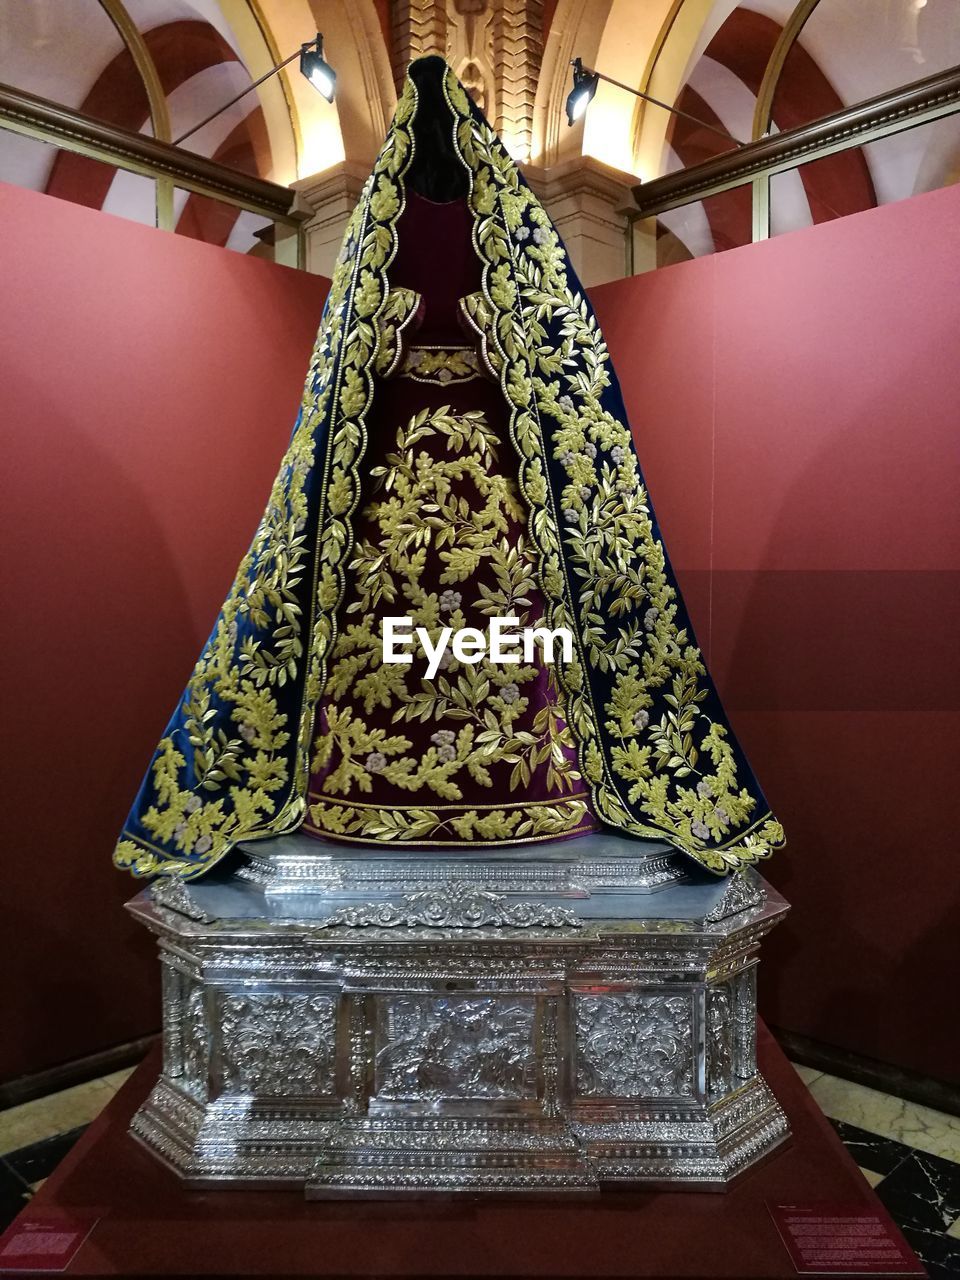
[4,56,959,276]
[627,63,960,268]
[0,81,309,267]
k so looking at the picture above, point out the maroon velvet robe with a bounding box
[303,191,597,847]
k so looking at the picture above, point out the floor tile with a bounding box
[858,1166,885,1188]
[3,1127,87,1186]
[0,1079,114,1155]
[947,1215,960,1242]
[100,1068,135,1095]
[789,1061,823,1086]
[876,1150,960,1234]
[898,1223,960,1279]
[810,1073,960,1163]
[0,1161,31,1234]
[831,1118,916,1176]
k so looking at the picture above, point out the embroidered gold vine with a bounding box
[115,86,420,878]
[115,62,782,881]
[306,403,586,845]
[443,71,783,871]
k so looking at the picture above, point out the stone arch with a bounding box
[533,0,611,167]
[304,0,396,167]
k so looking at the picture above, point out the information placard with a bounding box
[769,1202,924,1275]
[0,1214,100,1274]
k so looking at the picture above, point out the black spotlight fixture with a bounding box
[563,55,744,146]
[300,33,337,103]
[566,58,599,126]
[174,32,337,147]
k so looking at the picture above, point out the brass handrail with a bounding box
[0,80,303,224]
[750,0,822,143]
[97,0,172,144]
[631,62,960,219]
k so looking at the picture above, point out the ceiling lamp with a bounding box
[566,58,599,126]
[300,34,336,103]
[174,33,336,148]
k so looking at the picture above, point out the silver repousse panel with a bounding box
[574,991,695,1099]
[127,839,790,1195]
[216,991,337,1098]
[374,996,538,1103]
[706,981,734,1101]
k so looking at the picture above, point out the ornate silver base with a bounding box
[236,829,689,896]
[129,833,790,1195]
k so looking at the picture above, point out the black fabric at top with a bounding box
[405,56,470,203]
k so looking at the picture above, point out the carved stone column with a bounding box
[492,0,543,162]
[389,0,449,93]
[524,155,636,287]
[291,160,371,278]
[388,0,543,163]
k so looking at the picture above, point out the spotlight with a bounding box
[174,32,338,147]
[566,58,599,126]
[300,33,336,102]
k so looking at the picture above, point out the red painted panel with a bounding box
[592,182,960,1084]
[746,708,958,1072]
[2,174,958,1086]
[0,182,329,1082]
[713,193,960,571]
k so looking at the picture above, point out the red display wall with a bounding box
[591,185,960,1085]
[0,182,331,1083]
[2,176,957,1087]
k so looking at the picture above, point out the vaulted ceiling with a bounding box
[1,0,957,259]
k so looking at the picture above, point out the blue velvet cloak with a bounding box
[115,59,784,880]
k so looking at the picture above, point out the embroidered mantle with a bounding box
[115,58,784,881]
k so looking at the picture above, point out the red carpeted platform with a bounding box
[4,1027,923,1278]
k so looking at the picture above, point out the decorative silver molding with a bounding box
[703,871,765,924]
[733,967,758,1081]
[316,884,583,930]
[238,832,687,896]
[150,876,214,923]
[180,983,208,1101]
[706,983,734,1101]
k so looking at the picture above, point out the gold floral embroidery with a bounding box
[115,88,419,879]
[305,403,586,845]
[374,287,422,377]
[459,292,503,380]
[116,61,782,882]
[307,795,590,845]
[442,70,783,871]
[399,345,483,384]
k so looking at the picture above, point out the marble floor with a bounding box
[1,1063,958,1275]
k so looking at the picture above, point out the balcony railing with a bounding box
[0,81,310,267]
[627,63,960,268]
